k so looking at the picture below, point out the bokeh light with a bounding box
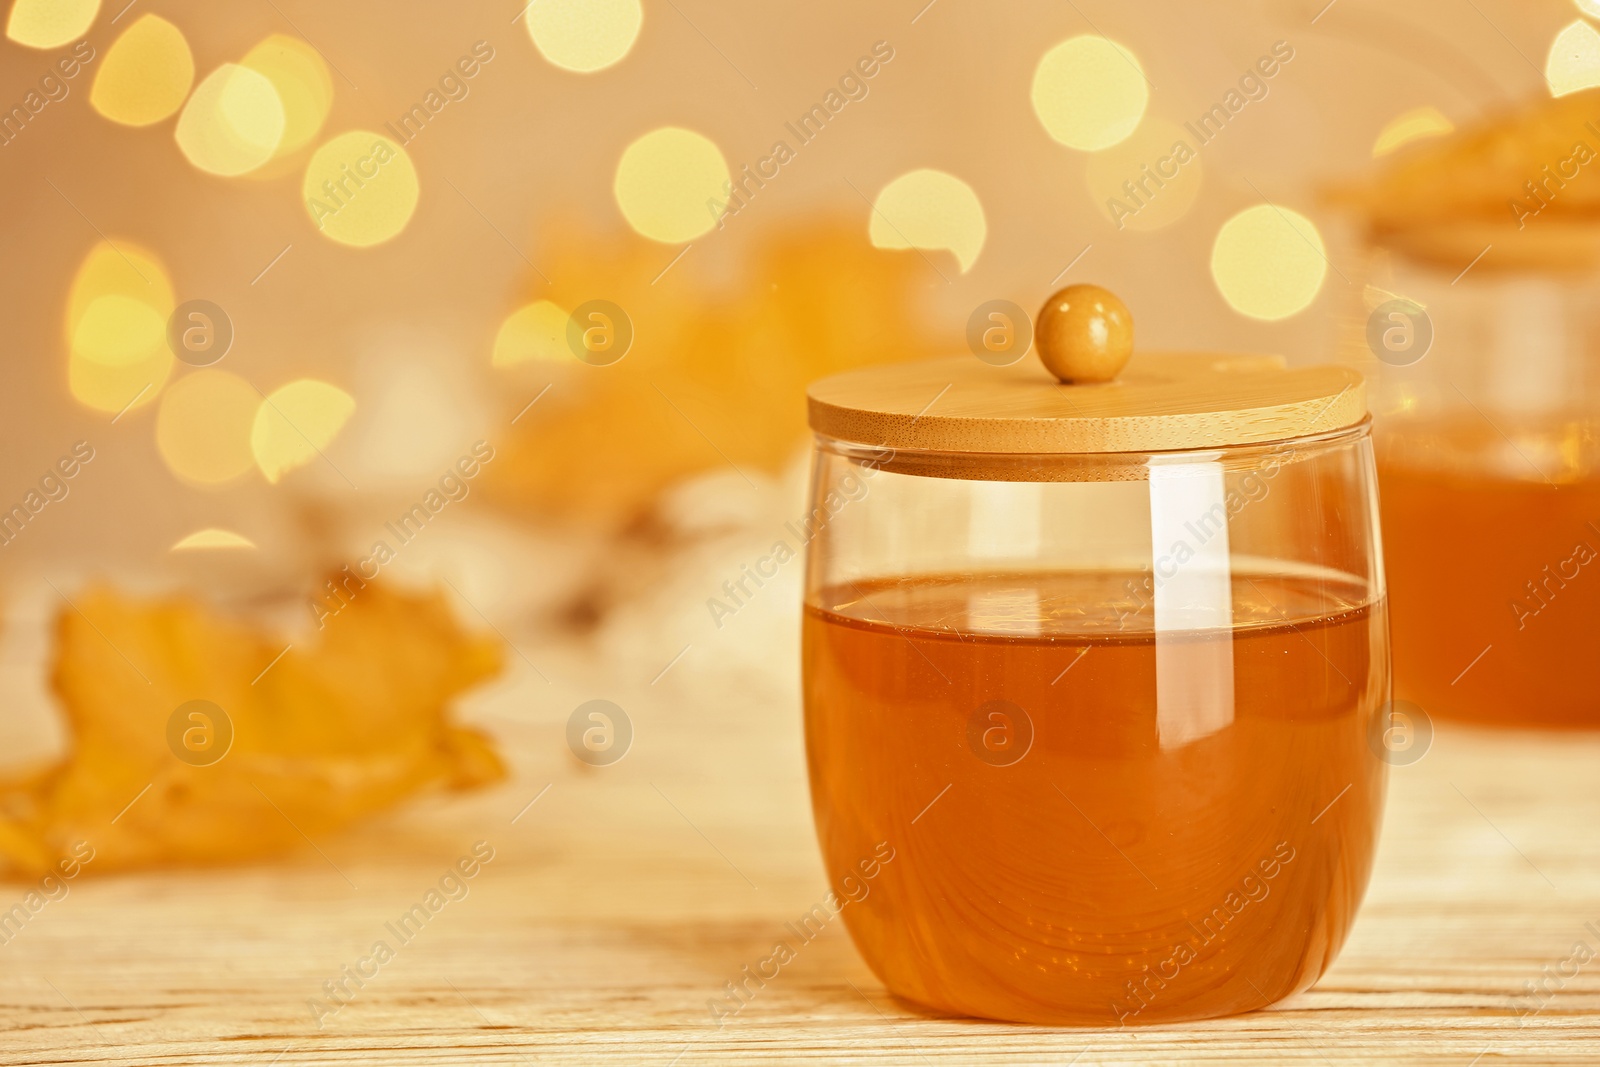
[1372,105,1454,157]
[1547,19,1600,97]
[171,528,256,551]
[155,369,261,485]
[175,63,286,176]
[1578,0,1600,18]
[251,378,355,483]
[5,0,97,49]
[1210,204,1328,321]
[240,34,333,161]
[614,126,730,243]
[1032,35,1148,151]
[303,131,420,247]
[89,14,194,127]
[73,294,165,365]
[66,242,172,331]
[1084,117,1203,232]
[525,0,642,73]
[868,169,986,274]
[66,240,174,415]
[493,301,571,367]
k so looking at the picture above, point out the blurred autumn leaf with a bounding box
[0,582,503,877]
[484,219,946,523]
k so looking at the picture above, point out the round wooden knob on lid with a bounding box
[806,285,1366,465]
[1036,284,1134,384]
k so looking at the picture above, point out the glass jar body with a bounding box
[1357,248,1600,728]
[801,428,1390,1026]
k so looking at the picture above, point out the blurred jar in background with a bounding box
[1349,135,1600,727]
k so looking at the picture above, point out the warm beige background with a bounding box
[0,0,1567,568]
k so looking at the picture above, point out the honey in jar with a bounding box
[805,571,1384,1024]
[1340,86,1600,727]
[1377,413,1600,727]
[801,305,1390,1025]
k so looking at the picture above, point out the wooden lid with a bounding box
[807,352,1366,455]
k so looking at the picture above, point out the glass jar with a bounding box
[1352,233,1600,729]
[801,352,1390,1026]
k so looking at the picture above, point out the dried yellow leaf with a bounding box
[0,581,504,877]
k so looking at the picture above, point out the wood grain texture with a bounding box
[2,697,1599,1065]
[806,353,1366,457]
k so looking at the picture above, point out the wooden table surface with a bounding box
[3,655,1599,1066]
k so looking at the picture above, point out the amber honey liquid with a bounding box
[1379,415,1600,728]
[803,570,1387,1026]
